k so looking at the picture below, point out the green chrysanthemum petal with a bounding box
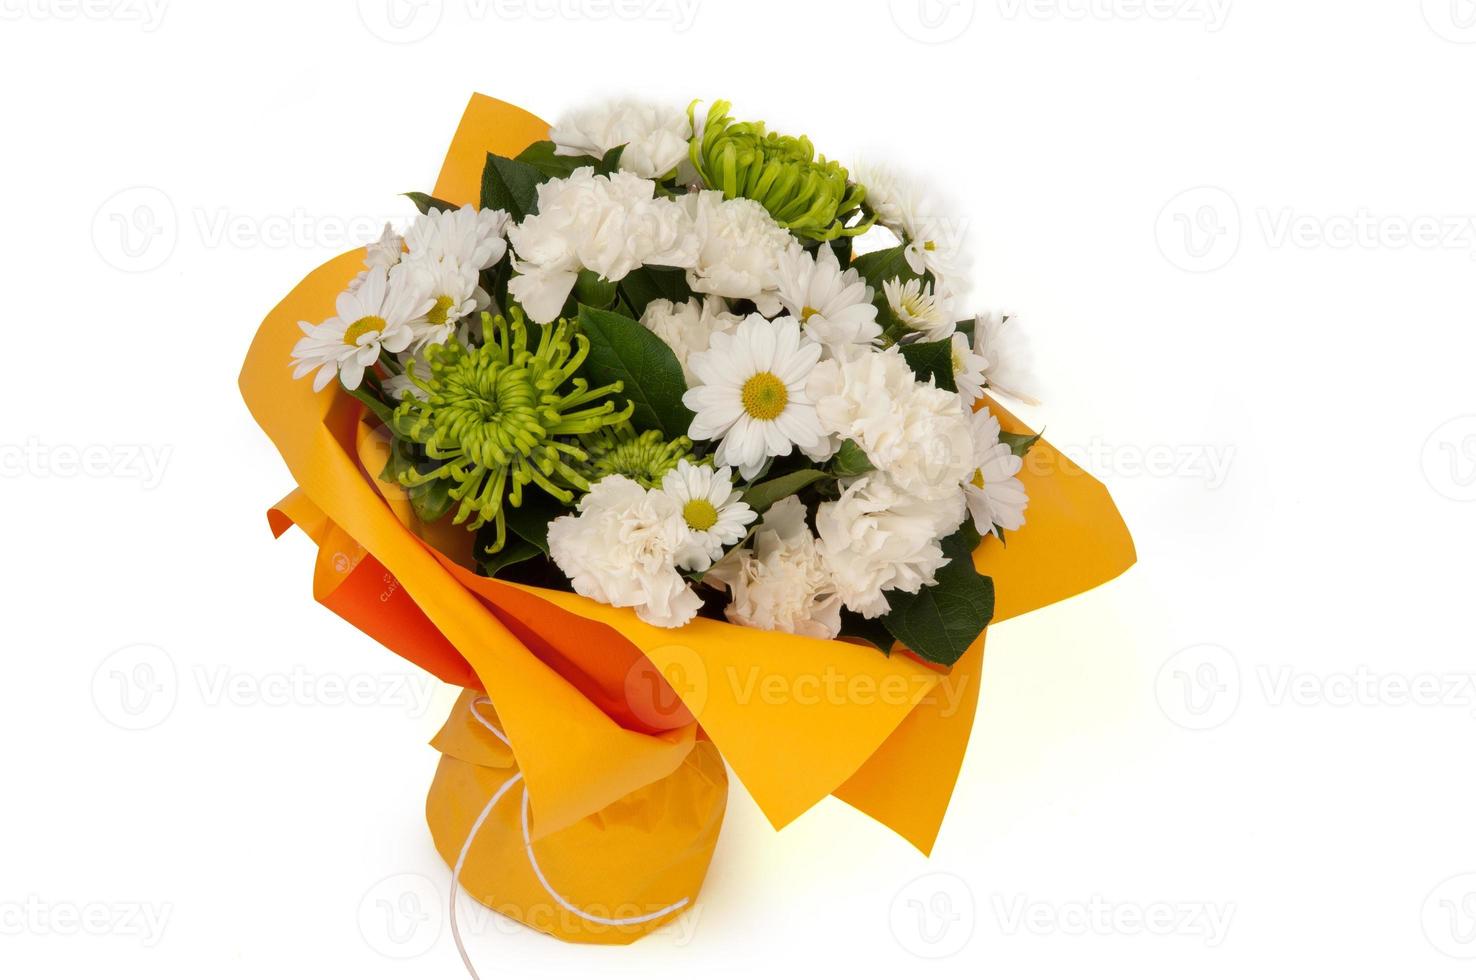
[390,309,632,547]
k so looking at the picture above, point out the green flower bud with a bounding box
[688,99,873,243]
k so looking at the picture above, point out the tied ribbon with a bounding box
[449,698,691,976]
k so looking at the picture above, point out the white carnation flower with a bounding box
[815,473,966,618]
[507,168,698,323]
[707,496,842,640]
[550,98,691,180]
[657,460,757,572]
[805,347,975,499]
[639,297,742,385]
[964,408,1029,538]
[775,242,882,359]
[973,311,1040,405]
[547,475,702,628]
[682,190,794,316]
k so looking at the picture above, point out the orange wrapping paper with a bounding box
[240,93,1135,942]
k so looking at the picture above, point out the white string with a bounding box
[448,697,691,975]
[449,771,521,980]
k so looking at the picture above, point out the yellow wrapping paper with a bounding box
[240,93,1135,943]
[426,692,726,944]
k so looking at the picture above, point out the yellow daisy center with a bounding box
[426,294,455,326]
[800,305,819,323]
[740,371,789,421]
[923,240,937,251]
[344,315,387,346]
[682,498,719,532]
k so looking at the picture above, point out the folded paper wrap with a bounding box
[240,93,1135,943]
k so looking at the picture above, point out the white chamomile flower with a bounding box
[383,355,431,401]
[405,205,510,270]
[774,242,881,359]
[815,473,966,618]
[547,475,702,628]
[639,297,742,385]
[658,460,757,572]
[395,256,488,349]
[707,496,843,639]
[348,223,406,290]
[365,222,405,268]
[964,408,1029,538]
[883,277,954,340]
[289,268,424,392]
[550,98,691,179]
[973,311,1040,405]
[852,160,971,290]
[683,190,794,316]
[682,314,825,480]
[950,332,989,404]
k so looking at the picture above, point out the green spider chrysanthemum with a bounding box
[688,99,872,243]
[578,423,698,488]
[390,309,633,550]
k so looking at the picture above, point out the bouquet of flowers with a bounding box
[287,97,1042,664]
[241,94,1134,949]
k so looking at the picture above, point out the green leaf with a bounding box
[503,488,567,556]
[740,469,827,511]
[404,191,459,215]
[953,316,977,346]
[1000,429,1042,458]
[597,144,625,175]
[576,305,694,435]
[480,152,545,221]
[478,536,541,577]
[618,265,693,316]
[881,526,995,667]
[408,478,454,524]
[838,609,896,654]
[850,244,922,291]
[900,339,957,392]
[573,269,618,309]
[830,439,874,479]
[513,141,626,180]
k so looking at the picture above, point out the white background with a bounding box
[2,1,1475,976]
